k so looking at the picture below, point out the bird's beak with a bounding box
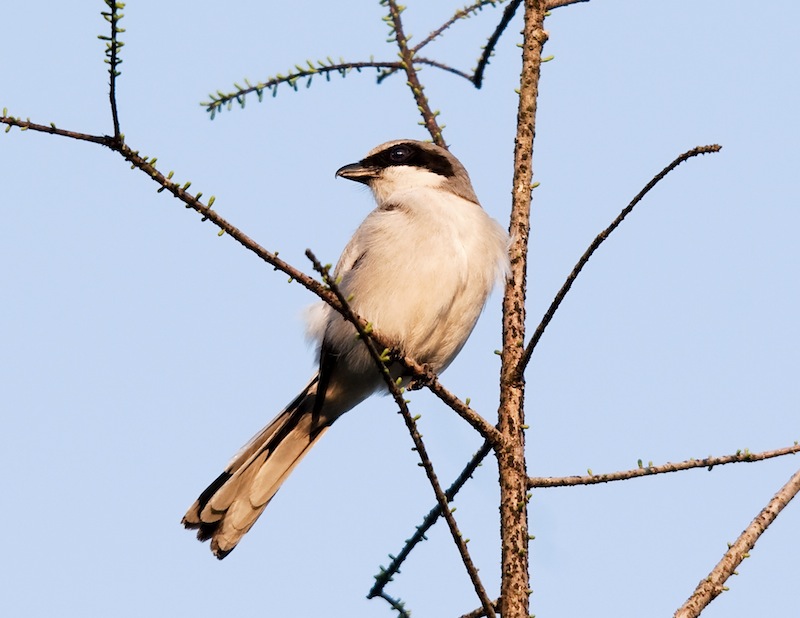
[335,162,378,185]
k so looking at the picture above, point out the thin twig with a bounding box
[514,144,722,381]
[412,0,508,53]
[204,61,405,117]
[0,127,334,307]
[0,115,112,145]
[399,358,502,445]
[100,0,123,139]
[674,466,800,618]
[206,2,515,115]
[545,0,590,9]
[119,145,340,306]
[385,0,446,147]
[379,1,512,85]
[305,251,496,618]
[374,591,411,618]
[369,439,493,600]
[473,0,522,88]
[528,443,800,488]
[376,57,472,85]
[412,56,473,81]
[460,599,501,618]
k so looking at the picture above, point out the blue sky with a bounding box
[1,2,798,617]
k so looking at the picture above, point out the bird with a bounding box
[182,139,510,559]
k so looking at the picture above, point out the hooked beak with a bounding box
[335,162,378,185]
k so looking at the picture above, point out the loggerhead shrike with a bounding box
[182,139,510,558]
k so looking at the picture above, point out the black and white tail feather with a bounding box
[182,375,325,559]
[182,139,510,558]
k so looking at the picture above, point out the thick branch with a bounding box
[496,1,548,616]
[675,466,800,618]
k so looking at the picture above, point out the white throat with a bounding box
[370,166,449,205]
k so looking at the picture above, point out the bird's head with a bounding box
[336,139,479,205]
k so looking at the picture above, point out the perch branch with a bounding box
[0,111,500,446]
[305,251,495,618]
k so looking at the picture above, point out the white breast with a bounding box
[307,173,509,379]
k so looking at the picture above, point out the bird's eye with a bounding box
[387,145,413,163]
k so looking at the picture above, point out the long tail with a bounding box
[182,374,332,559]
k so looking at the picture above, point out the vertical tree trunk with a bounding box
[498,1,548,616]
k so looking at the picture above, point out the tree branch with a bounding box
[369,439,494,602]
[413,56,473,82]
[100,0,124,139]
[529,443,800,488]
[473,0,522,88]
[1,114,112,145]
[203,60,406,118]
[496,1,548,616]
[385,0,447,147]
[514,144,722,381]
[412,0,509,53]
[379,1,514,86]
[202,1,528,119]
[372,591,411,618]
[460,598,501,618]
[674,466,800,618]
[399,358,502,445]
[545,0,590,9]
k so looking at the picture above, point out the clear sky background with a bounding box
[1,2,798,617]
